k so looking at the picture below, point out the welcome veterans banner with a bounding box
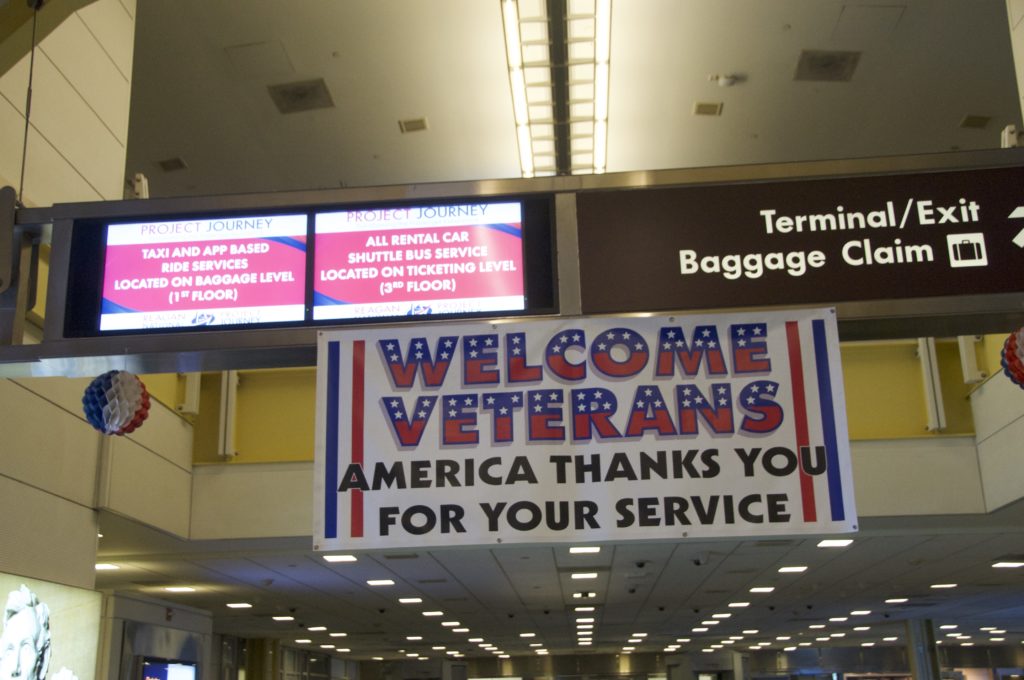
[314,309,856,550]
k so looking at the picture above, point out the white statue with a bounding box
[0,586,51,680]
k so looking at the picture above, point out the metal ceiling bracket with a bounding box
[0,185,40,346]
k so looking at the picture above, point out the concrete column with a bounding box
[905,619,941,680]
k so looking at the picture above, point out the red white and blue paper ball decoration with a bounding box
[1001,328,1024,389]
[82,370,151,435]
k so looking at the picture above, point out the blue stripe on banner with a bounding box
[483,222,523,239]
[325,341,340,538]
[812,319,845,521]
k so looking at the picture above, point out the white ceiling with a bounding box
[125,0,1022,197]
[108,0,1024,663]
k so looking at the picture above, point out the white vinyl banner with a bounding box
[314,309,856,550]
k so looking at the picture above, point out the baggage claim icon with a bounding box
[82,370,151,435]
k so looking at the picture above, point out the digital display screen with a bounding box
[99,214,308,331]
[140,659,197,680]
[313,201,526,320]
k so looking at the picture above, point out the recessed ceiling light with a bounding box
[784,646,797,652]
[577,624,594,630]
[991,637,1006,642]
[851,610,871,616]
[399,597,422,604]
[816,637,830,642]
[308,626,326,632]
[272,616,294,621]
[961,642,974,647]
[778,566,808,573]
[295,639,311,644]
[930,583,957,589]
[320,644,334,650]
[569,546,601,554]
[628,638,642,643]
[372,657,383,661]
[452,628,469,633]
[323,554,357,563]
[406,636,422,641]
[701,620,720,626]
[809,624,826,629]
[423,611,443,617]
[991,629,1007,634]
[442,621,460,627]
[520,632,536,638]
[571,572,598,579]
[575,606,595,612]
[830,633,846,638]
[576,618,594,623]
[940,625,958,630]
[992,561,1024,568]
[798,642,811,647]
[367,579,395,586]
[165,587,195,593]
[750,587,774,593]
[572,591,596,599]
[693,627,708,632]
[883,637,898,642]
[817,539,853,548]
[226,603,252,609]
[829,617,848,622]
[776,636,791,641]
[95,563,120,571]
[728,602,750,608]
[712,613,732,619]
[329,632,347,638]
[743,630,759,635]
[885,597,908,604]
[854,626,871,631]
[980,627,997,631]
[529,643,542,647]
[861,642,875,647]
[622,646,635,651]
[677,638,691,642]
[729,636,743,640]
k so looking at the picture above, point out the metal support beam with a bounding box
[546,0,570,175]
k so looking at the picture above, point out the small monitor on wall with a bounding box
[139,659,197,680]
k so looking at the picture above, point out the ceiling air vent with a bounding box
[959,115,991,129]
[157,157,188,172]
[693,102,724,116]
[398,117,429,133]
[795,50,861,82]
[268,78,335,114]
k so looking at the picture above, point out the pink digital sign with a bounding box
[100,214,307,331]
[313,202,525,320]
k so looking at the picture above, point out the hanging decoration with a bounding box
[82,370,151,435]
[1000,328,1024,388]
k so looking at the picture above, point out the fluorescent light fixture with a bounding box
[817,539,853,548]
[308,626,326,632]
[453,628,469,633]
[829,617,848,622]
[571,572,598,579]
[884,637,898,641]
[226,603,252,609]
[700,620,719,626]
[809,624,826,629]
[692,627,708,632]
[320,644,334,649]
[441,621,461,627]
[991,637,1006,642]
[816,637,830,642]
[529,643,542,647]
[677,638,691,642]
[632,633,648,637]
[577,624,594,630]
[939,625,958,630]
[784,646,797,652]
[830,633,846,638]
[575,618,594,623]
[750,587,775,593]
[572,591,596,598]
[779,566,808,573]
[322,554,357,563]
[569,546,601,554]
[95,563,120,571]
[164,587,195,593]
[372,657,383,661]
[329,633,347,638]
[628,638,642,643]
[575,606,595,612]
[520,632,536,637]
[798,642,811,647]
[930,583,957,589]
[854,626,871,631]
[406,636,422,641]
[851,610,871,615]
[861,642,875,647]
[399,597,422,604]
[423,611,443,617]
[729,601,750,608]
[993,561,1024,568]
[295,639,311,644]
[367,579,394,586]
[776,636,791,641]
[885,597,908,603]
[337,648,350,653]
[712,613,732,619]
[272,616,294,621]
[622,646,635,651]
[743,630,759,635]
[468,638,483,643]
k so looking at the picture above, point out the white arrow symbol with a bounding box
[1011,206,1024,247]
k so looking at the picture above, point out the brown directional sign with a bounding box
[577,166,1024,315]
